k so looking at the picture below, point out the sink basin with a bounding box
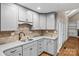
[20,39,26,42]
[20,39,34,42]
[28,39,34,41]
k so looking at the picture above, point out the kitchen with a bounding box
[0,3,79,56]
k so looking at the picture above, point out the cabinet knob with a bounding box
[39,44,41,45]
[19,53,22,56]
[10,50,16,53]
[30,48,32,50]
[39,47,42,49]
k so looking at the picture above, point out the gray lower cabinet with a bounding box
[3,38,57,56]
[29,45,37,56]
[1,3,18,31]
[23,41,37,56]
[42,39,48,52]
[37,39,45,55]
[37,38,57,55]
[4,46,22,56]
[47,39,57,55]
[23,48,30,56]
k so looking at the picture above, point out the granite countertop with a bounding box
[0,36,58,56]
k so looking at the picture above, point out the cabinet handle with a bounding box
[39,44,41,45]
[19,53,22,56]
[30,48,32,50]
[10,50,16,53]
[39,47,42,49]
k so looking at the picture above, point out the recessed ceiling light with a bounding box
[37,7,41,10]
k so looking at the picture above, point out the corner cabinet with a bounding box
[37,39,45,55]
[31,13,56,30]
[0,3,18,31]
[47,39,57,55]
[47,13,55,30]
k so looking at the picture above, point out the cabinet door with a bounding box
[27,11,33,23]
[19,6,27,22]
[39,14,46,29]
[23,48,30,56]
[1,3,18,31]
[23,41,37,56]
[37,39,44,55]
[32,12,40,30]
[47,40,52,54]
[47,40,57,55]
[47,13,55,29]
[4,46,22,56]
[29,45,37,56]
[43,39,48,52]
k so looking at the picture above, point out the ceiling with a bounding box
[18,3,79,13]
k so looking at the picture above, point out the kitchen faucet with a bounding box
[19,32,25,41]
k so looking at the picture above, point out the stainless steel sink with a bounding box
[20,39,34,42]
[27,39,34,41]
[20,39,26,42]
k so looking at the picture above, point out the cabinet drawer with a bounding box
[4,46,22,56]
[11,51,22,56]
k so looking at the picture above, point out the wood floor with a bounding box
[40,52,51,56]
[40,37,79,56]
[58,37,79,56]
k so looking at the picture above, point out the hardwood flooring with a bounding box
[58,37,79,56]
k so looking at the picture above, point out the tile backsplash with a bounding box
[0,24,57,44]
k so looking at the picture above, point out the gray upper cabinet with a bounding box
[0,3,56,31]
[0,3,18,31]
[18,6,33,25]
[32,12,40,30]
[26,11,33,23]
[32,13,55,30]
[47,13,55,30]
[39,14,46,29]
[18,6,28,22]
